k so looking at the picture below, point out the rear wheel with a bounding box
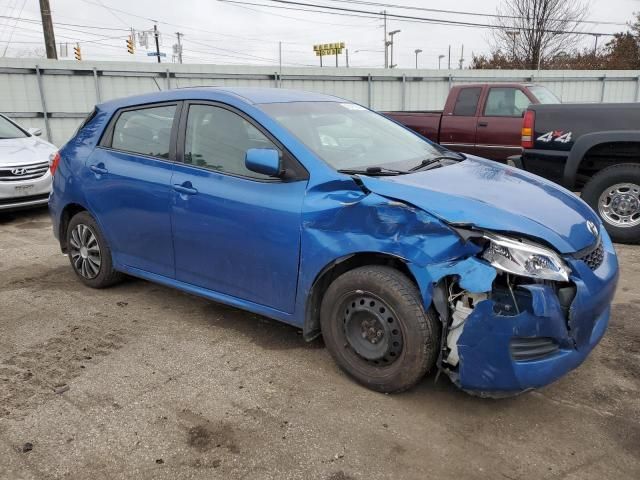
[581,163,640,244]
[320,266,440,393]
[66,211,123,288]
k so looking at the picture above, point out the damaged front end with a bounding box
[429,228,619,397]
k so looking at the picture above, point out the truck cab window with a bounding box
[453,88,482,116]
[485,88,531,117]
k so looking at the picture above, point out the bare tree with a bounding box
[492,0,590,69]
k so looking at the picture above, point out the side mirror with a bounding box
[245,148,282,177]
[27,127,42,137]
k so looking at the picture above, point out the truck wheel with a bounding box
[320,266,440,393]
[66,211,124,288]
[581,163,640,244]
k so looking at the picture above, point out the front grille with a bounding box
[0,161,49,182]
[577,239,604,271]
[0,193,49,206]
[510,337,560,361]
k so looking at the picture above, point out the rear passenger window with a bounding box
[111,105,176,158]
[453,88,482,116]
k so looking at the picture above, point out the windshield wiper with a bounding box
[338,166,408,176]
[409,153,466,172]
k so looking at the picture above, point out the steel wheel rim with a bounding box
[598,182,640,228]
[340,293,404,366]
[69,224,101,279]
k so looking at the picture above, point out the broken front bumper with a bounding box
[450,232,618,395]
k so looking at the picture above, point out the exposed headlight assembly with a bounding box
[482,232,570,282]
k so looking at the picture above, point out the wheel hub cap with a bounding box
[598,183,640,228]
[342,294,403,365]
[69,224,101,279]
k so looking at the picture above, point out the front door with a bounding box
[475,87,532,162]
[84,103,178,277]
[170,103,307,314]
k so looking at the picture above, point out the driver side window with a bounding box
[484,88,531,117]
[184,104,279,180]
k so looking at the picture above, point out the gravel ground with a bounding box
[1,207,639,480]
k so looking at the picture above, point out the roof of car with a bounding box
[98,87,344,110]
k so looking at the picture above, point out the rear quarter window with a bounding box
[108,104,177,159]
[453,88,482,116]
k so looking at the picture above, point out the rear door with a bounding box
[170,102,308,313]
[475,87,533,162]
[439,86,482,156]
[84,102,179,277]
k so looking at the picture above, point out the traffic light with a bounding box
[126,36,135,55]
[74,44,82,61]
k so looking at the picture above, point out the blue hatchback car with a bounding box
[49,87,619,396]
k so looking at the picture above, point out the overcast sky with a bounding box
[0,0,638,68]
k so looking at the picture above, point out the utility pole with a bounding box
[458,44,464,69]
[175,32,183,64]
[383,10,388,68]
[438,54,445,70]
[593,34,601,55]
[414,49,422,69]
[38,0,57,59]
[389,30,400,68]
[447,45,451,70]
[153,23,161,63]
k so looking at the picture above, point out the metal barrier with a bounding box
[1,58,638,145]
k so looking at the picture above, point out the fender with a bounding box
[564,130,640,189]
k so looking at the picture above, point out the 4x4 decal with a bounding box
[537,130,573,144]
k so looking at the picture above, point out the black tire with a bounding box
[581,163,640,244]
[320,266,440,393]
[66,211,124,288]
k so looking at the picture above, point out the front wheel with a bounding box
[320,266,440,393]
[581,163,640,244]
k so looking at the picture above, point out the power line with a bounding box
[221,0,379,27]
[1,0,27,56]
[0,14,132,31]
[319,0,629,27]
[228,0,617,36]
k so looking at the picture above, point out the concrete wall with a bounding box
[1,58,639,146]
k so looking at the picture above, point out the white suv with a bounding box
[0,114,57,212]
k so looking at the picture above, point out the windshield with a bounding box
[0,115,28,139]
[258,101,444,171]
[529,86,561,104]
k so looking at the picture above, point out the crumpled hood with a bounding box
[0,137,57,166]
[359,157,600,254]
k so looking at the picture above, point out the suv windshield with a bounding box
[529,86,561,104]
[0,115,27,140]
[258,101,445,171]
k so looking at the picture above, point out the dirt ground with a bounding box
[0,207,639,480]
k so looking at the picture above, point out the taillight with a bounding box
[49,152,61,176]
[521,110,535,149]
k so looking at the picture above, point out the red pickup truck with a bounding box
[385,83,561,162]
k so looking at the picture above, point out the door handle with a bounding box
[89,164,108,175]
[478,122,488,127]
[173,183,198,195]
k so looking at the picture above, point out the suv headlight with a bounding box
[481,232,570,282]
